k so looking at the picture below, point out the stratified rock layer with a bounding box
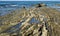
[0,4,60,36]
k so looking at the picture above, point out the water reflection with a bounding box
[29,17,40,24]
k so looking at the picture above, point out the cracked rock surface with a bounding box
[0,4,60,36]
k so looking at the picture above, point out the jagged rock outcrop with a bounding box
[0,3,60,36]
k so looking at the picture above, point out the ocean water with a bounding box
[0,1,60,16]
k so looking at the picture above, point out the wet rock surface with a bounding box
[0,4,60,36]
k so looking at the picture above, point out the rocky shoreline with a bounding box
[0,3,60,36]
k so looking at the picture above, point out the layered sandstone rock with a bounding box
[0,3,60,36]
